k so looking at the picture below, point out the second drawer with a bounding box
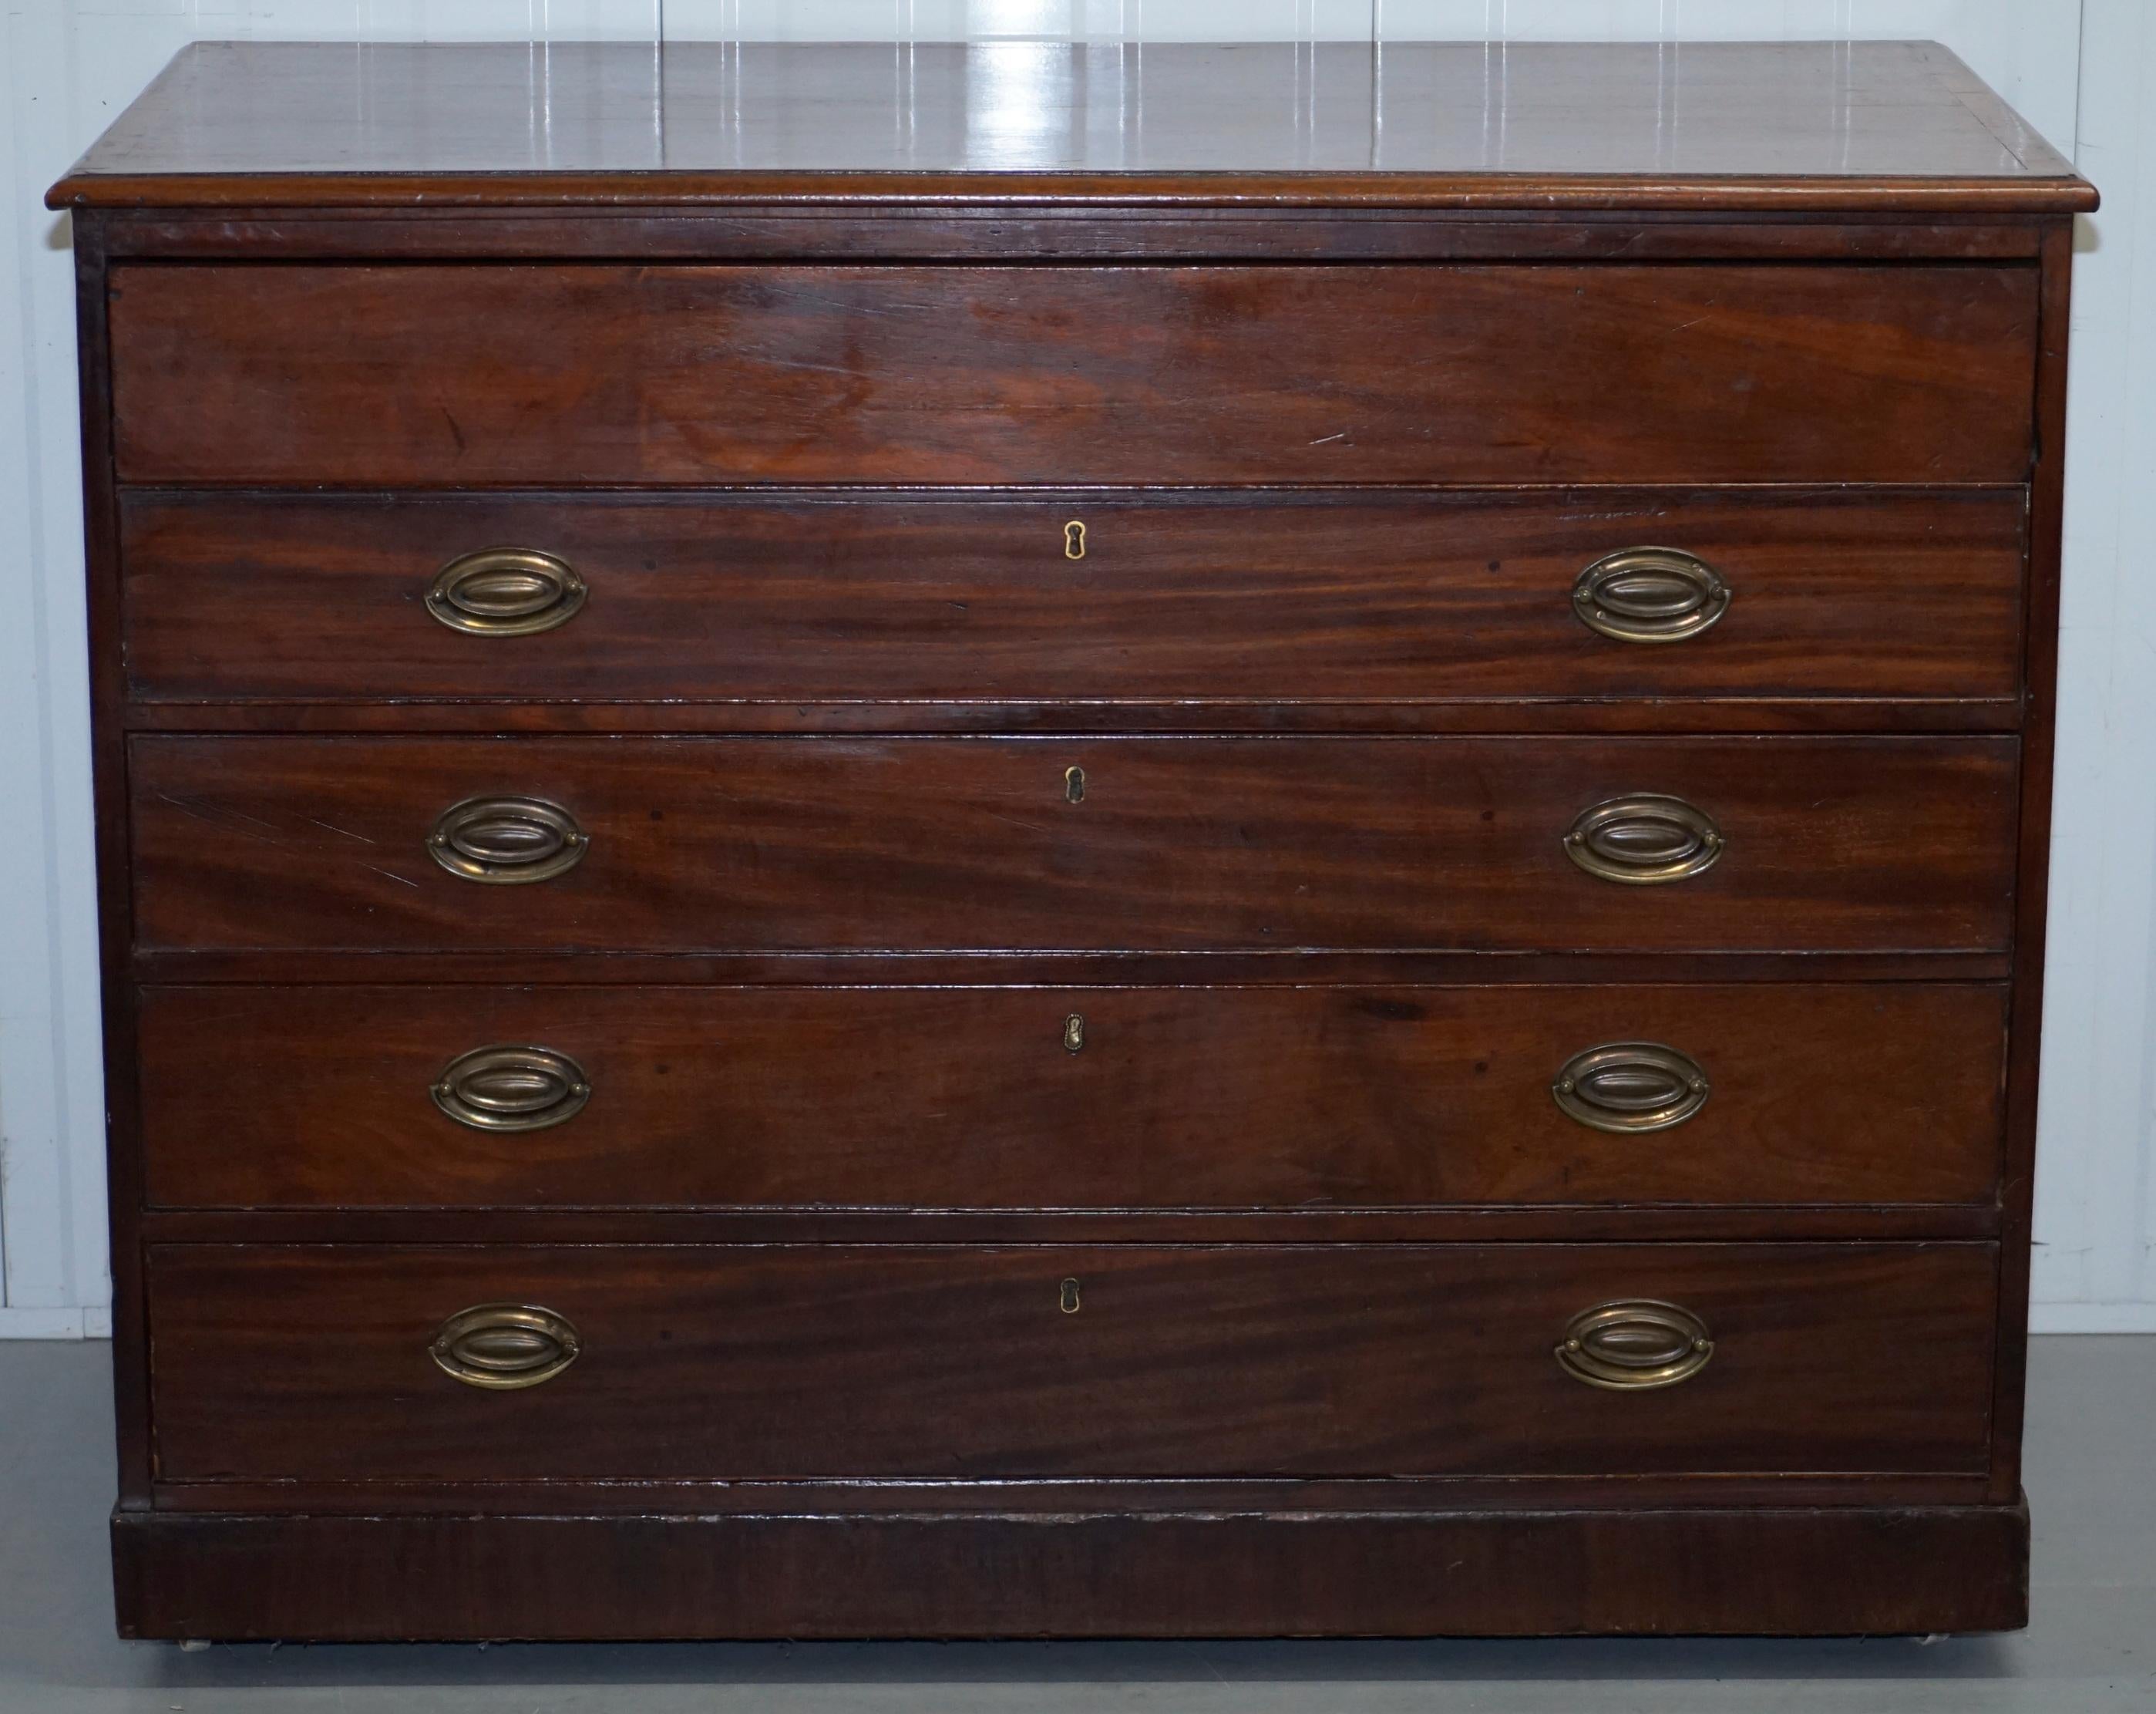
[136,982,2006,1210]
[119,488,2027,707]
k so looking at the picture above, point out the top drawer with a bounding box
[107,264,2038,487]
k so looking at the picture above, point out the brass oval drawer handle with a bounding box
[1562,793,1724,885]
[432,1045,590,1132]
[1552,1042,1710,1133]
[1556,1300,1714,1391]
[426,547,587,637]
[431,1303,580,1390]
[1572,547,1729,645]
[426,795,587,884]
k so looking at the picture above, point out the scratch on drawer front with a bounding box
[302,817,378,846]
[151,793,289,845]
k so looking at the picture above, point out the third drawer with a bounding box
[136,982,2006,1210]
[128,735,2019,955]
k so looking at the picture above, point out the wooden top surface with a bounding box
[50,38,2094,212]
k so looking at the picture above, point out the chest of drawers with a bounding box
[53,38,2094,1641]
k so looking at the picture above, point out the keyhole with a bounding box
[1065,765,1085,803]
[1063,1012,1086,1053]
[1064,520,1086,561]
[1060,1278,1082,1314]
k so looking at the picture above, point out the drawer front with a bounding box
[145,1242,1997,1482]
[109,264,2037,486]
[130,736,2018,955]
[119,489,2029,706]
[136,983,2006,1211]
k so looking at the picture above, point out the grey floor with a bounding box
[1,1339,2151,1712]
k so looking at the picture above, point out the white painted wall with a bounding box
[2032,0,2156,1332]
[0,0,2141,1335]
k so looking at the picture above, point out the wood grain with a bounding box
[124,948,2019,988]
[53,39,2094,213]
[137,1470,2000,1518]
[108,264,2039,487]
[1988,219,2078,1507]
[145,1241,1997,1483]
[109,1503,2031,1640]
[63,220,160,1508]
[119,488,2030,709]
[134,982,2008,1212]
[134,1202,2003,1249]
[127,735,2022,955]
[94,211,2057,266]
[118,699,2031,739]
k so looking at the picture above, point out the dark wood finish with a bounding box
[53,40,2090,212]
[107,263,2038,487]
[136,982,2007,1211]
[59,39,2090,1642]
[109,1503,2032,1640]
[129,947,2019,987]
[142,1470,1999,1517]
[1988,220,2077,1507]
[92,210,2057,265]
[120,698,2030,738]
[135,1202,2003,1249]
[127,735,2019,955]
[146,1242,1996,1483]
[120,488,2029,709]
[67,221,158,1512]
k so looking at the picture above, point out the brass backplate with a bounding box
[426,547,587,637]
[432,1043,592,1132]
[1552,1042,1710,1133]
[430,1303,582,1391]
[1562,793,1724,885]
[426,795,589,884]
[1556,1300,1714,1391]
[1571,546,1730,645]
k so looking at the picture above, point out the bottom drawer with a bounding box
[147,1243,1996,1483]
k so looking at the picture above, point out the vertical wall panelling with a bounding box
[0,0,126,1339]
[2031,0,2156,1332]
[2,0,2144,1333]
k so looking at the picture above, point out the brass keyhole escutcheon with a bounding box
[1064,520,1087,561]
[1063,1012,1086,1053]
[1065,765,1086,803]
[1060,1278,1082,1314]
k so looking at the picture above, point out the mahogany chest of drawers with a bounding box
[52,39,2095,1641]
